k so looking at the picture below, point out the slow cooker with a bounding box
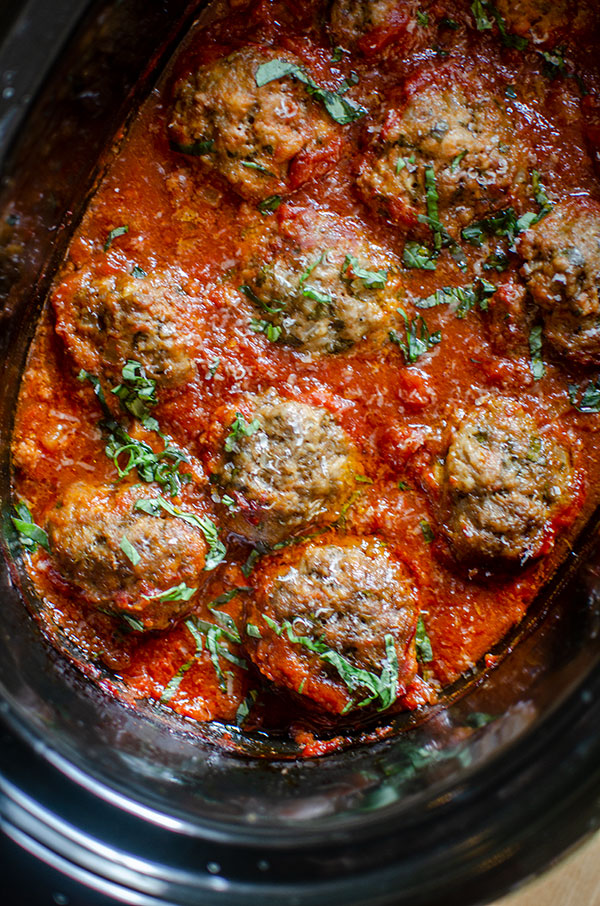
[2,2,600,904]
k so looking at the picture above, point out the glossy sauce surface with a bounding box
[11,0,600,754]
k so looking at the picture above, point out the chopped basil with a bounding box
[539,46,566,79]
[120,613,145,632]
[264,616,400,711]
[103,224,129,251]
[342,254,388,289]
[11,503,49,553]
[185,615,248,691]
[416,8,429,26]
[421,166,442,251]
[450,150,468,173]
[529,325,545,381]
[254,59,367,125]
[471,0,527,49]
[120,535,140,566]
[471,0,493,30]
[355,474,373,484]
[420,520,434,544]
[258,195,282,214]
[389,308,441,364]
[78,369,189,496]
[568,378,600,413]
[331,46,344,62]
[208,358,220,378]
[484,251,509,272]
[111,360,158,428]
[397,481,409,491]
[246,623,262,639]
[171,138,214,156]
[134,496,227,570]
[143,583,197,602]
[415,615,434,663]
[403,240,437,270]
[414,278,496,317]
[462,207,518,246]
[441,17,459,29]
[160,660,193,703]
[211,587,253,607]
[241,160,275,176]
[235,689,258,726]
[250,317,282,341]
[241,546,263,577]
[225,412,261,452]
[131,265,147,278]
[240,283,284,315]
[505,85,517,99]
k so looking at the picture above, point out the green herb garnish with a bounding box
[415,615,434,663]
[103,225,129,251]
[225,412,261,452]
[120,535,140,566]
[414,279,496,317]
[11,503,49,553]
[134,496,226,570]
[143,583,197,602]
[568,379,600,413]
[342,254,388,288]
[389,308,441,363]
[258,195,282,214]
[403,240,437,270]
[529,325,545,381]
[171,139,214,156]
[160,660,193,703]
[420,520,434,544]
[250,318,282,341]
[254,59,367,125]
[111,360,158,428]
[131,265,147,278]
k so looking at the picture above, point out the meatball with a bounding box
[52,269,196,387]
[357,70,526,236]
[329,0,425,55]
[443,398,573,565]
[241,237,394,354]
[246,535,419,714]
[168,46,341,201]
[216,393,358,544]
[518,200,600,366]
[47,483,209,630]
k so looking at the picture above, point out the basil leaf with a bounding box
[342,254,388,288]
[529,325,545,381]
[11,503,50,553]
[258,195,282,214]
[415,615,434,663]
[389,308,441,364]
[225,412,261,452]
[131,265,147,278]
[111,359,158,428]
[254,59,366,125]
[568,378,600,413]
[160,660,193,703]
[103,225,129,251]
[120,535,140,566]
[143,583,197,602]
[403,240,437,270]
[170,138,214,156]
[420,520,434,543]
[235,689,258,726]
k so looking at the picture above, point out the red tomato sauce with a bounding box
[10,0,600,755]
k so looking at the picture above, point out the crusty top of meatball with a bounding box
[245,534,419,714]
[52,269,196,388]
[240,235,396,355]
[518,200,600,366]
[442,398,574,565]
[357,68,528,236]
[215,392,358,544]
[168,46,342,201]
[47,482,209,630]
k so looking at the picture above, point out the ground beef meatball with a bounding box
[246,535,419,714]
[518,200,600,366]
[356,68,527,236]
[442,398,573,565]
[329,0,426,56]
[215,393,358,544]
[47,483,209,630]
[240,235,395,354]
[168,46,341,201]
[52,269,196,387]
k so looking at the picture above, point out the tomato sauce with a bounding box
[10,0,600,755]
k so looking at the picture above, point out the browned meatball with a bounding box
[245,535,419,714]
[442,398,574,565]
[518,200,600,366]
[168,46,341,201]
[240,234,395,354]
[329,0,427,55]
[52,269,196,387]
[215,393,358,544]
[357,66,528,236]
[47,483,209,630]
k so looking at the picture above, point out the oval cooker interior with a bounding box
[1,2,600,904]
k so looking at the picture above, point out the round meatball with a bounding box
[329,0,426,55]
[216,393,358,544]
[246,535,419,714]
[47,483,209,630]
[241,237,395,354]
[53,269,196,387]
[443,398,573,565]
[168,46,341,201]
[357,69,527,236]
[518,200,600,366]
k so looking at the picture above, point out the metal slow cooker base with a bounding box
[2,2,600,904]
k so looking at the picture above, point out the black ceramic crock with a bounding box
[2,3,600,904]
